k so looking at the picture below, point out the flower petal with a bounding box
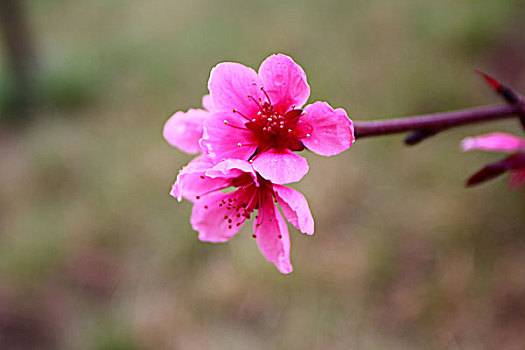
[191,191,247,243]
[273,184,314,235]
[202,94,214,112]
[208,62,264,117]
[251,149,309,184]
[258,54,310,114]
[465,153,525,187]
[301,102,354,156]
[254,191,292,274]
[170,156,229,202]
[461,132,525,153]
[206,159,258,185]
[163,108,209,154]
[201,111,258,161]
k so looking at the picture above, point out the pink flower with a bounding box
[171,156,314,274]
[461,132,525,189]
[163,95,214,154]
[201,54,355,184]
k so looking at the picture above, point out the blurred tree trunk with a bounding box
[0,0,38,121]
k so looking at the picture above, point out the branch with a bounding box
[353,72,524,144]
[354,104,520,139]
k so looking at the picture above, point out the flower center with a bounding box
[226,87,312,153]
[197,174,281,239]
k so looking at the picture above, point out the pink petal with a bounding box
[208,62,264,117]
[170,156,229,202]
[191,191,247,243]
[206,159,258,186]
[251,149,309,184]
[163,108,209,154]
[461,132,525,153]
[254,191,292,274]
[273,184,314,235]
[202,94,214,112]
[301,102,354,156]
[258,54,310,114]
[201,111,258,161]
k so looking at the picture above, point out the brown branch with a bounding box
[354,104,520,139]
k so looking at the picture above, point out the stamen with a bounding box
[232,109,251,121]
[224,120,248,131]
[260,86,272,105]
[247,94,263,110]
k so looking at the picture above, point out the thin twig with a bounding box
[353,72,524,143]
[354,104,520,139]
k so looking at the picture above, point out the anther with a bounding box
[278,235,282,239]
[200,175,205,179]
[237,143,242,147]
[288,129,292,132]
[252,234,257,238]
[196,196,200,200]
[306,133,311,137]
[204,205,208,209]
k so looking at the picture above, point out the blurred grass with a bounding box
[1,0,525,349]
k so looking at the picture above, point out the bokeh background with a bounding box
[1,0,524,349]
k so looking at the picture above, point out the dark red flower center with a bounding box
[197,172,279,237]
[226,87,313,154]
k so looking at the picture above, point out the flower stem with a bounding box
[354,104,521,143]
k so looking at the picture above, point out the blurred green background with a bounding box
[1,0,524,349]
